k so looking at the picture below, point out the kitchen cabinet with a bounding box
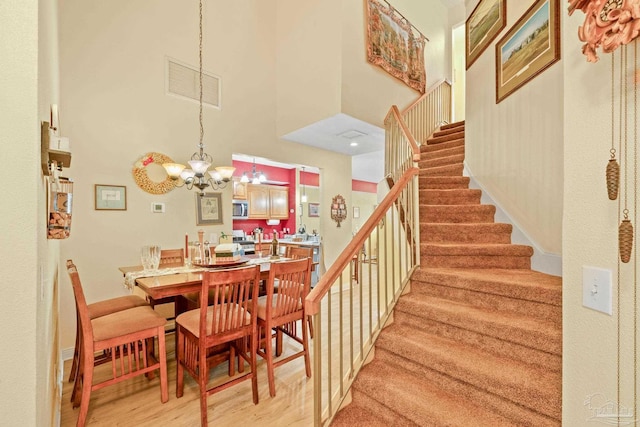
[233,179,247,199]
[247,184,288,219]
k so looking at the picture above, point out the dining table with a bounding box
[118,254,285,316]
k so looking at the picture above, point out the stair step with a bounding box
[421,243,533,269]
[420,188,481,205]
[420,144,464,161]
[420,138,465,154]
[419,176,470,189]
[433,125,466,138]
[418,153,465,169]
[331,395,416,427]
[441,120,465,130]
[376,325,562,420]
[413,267,562,306]
[427,130,465,145]
[421,223,512,243]
[420,204,496,223]
[375,348,560,426]
[348,359,519,426]
[419,163,463,176]
[395,309,561,372]
[396,294,561,354]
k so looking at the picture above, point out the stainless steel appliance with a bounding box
[232,200,248,220]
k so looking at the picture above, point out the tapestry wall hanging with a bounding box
[365,0,427,94]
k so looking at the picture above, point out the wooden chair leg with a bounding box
[77,355,94,427]
[157,330,169,403]
[250,330,259,404]
[69,312,80,383]
[199,343,209,427]
[176,327,185,398]
[302,316,311,378]
[264,324,276,397]
[307,315,314,339]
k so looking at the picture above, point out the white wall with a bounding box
[465,0,563,255]
[0,0,47,425]
[562,8,638,424]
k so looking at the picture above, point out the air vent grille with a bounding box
[166,58,220,108]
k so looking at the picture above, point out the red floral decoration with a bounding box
[569,0,640,62]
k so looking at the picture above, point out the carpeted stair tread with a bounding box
[331,398,416,427]
[428,131,465,145]
[418,153,465,169]
[420,189,481,205]
[440,120,465,130]
[395,294,561,354]
[419,163,463,176]
[421,223,512,243]
[419,176,470,189]
[348,359,519,427]
[420,204,496,223]
[422,243,533,256]
[433,126,466,139]
[394,310,561,372]
[376,324,561,420]
[411,267,562,306]
[375,348,560,426]
[420,138,465,155]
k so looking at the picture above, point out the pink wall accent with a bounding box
[352,179,377,193]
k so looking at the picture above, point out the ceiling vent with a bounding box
[166,57,221,108]
[337,129,368,139]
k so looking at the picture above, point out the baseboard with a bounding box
[464,162,562,277]
[61,346,74,361]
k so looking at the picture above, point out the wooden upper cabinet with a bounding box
[246,184,289,219]
[247,184,269,218]
[233,179,247,200]
[269,187,289,219]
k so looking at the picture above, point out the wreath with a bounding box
[132,152,177,195]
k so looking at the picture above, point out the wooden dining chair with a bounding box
[175,265,261,427]
[68,292,148,402]
[255,257,312,397]
[147,248,186,327]
[67,260,168,427]
[282,246,315,338]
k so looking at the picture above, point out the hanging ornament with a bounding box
[606,154,620,200]
[619,218,633,263]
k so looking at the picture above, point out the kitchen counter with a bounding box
[277,238,321,247]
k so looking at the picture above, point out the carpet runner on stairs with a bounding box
[332,120,562,426]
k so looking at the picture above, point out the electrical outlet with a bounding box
[582,266,612,315]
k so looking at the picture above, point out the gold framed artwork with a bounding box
[94,185,126,211]
[308,203,320,218]
[466,0,506,69]
[196,193,223,225]
[495,0,560,103]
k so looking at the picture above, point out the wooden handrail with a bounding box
[401,78,452,115]
[305,167,420,315]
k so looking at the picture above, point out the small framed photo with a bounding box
[95,185,127,210]
[196,192,223,225]
[308,203,320,217]
[353,206,360,219]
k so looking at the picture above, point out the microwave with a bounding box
[232,200,248,219]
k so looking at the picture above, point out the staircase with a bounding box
[332,121,562,426]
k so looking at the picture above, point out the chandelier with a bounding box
[240,159,267,185]
[162,0,234,195]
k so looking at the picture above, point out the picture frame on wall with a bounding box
[465,0,506,69]
[196,193,223,225]
[495,0,560,103]
[308,203,320,218]
[94,184,127,211]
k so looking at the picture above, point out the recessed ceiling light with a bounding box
[350,142,358,147]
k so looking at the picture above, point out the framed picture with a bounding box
[495,0,560,103]
[94,184,127,210]
[196,193,223,225]
[466,0,506,69]
[353,206,360,219]
[308,203,320,218]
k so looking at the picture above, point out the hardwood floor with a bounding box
[60,332,314,426]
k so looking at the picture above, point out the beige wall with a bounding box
[0,0,60,425]
[465,0,563,255]
[351,191,377,234]
[562,9,637,424]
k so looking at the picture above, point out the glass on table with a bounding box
[149,245,161,271]
[140,246,152,271]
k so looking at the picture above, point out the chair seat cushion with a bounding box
[254,295,302,320]
[92,306,166,342]
[176,304,251,338]
[87,295,148,319]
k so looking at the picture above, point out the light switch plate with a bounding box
[583,266,612,315]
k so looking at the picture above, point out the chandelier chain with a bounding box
[199,0,204,152]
